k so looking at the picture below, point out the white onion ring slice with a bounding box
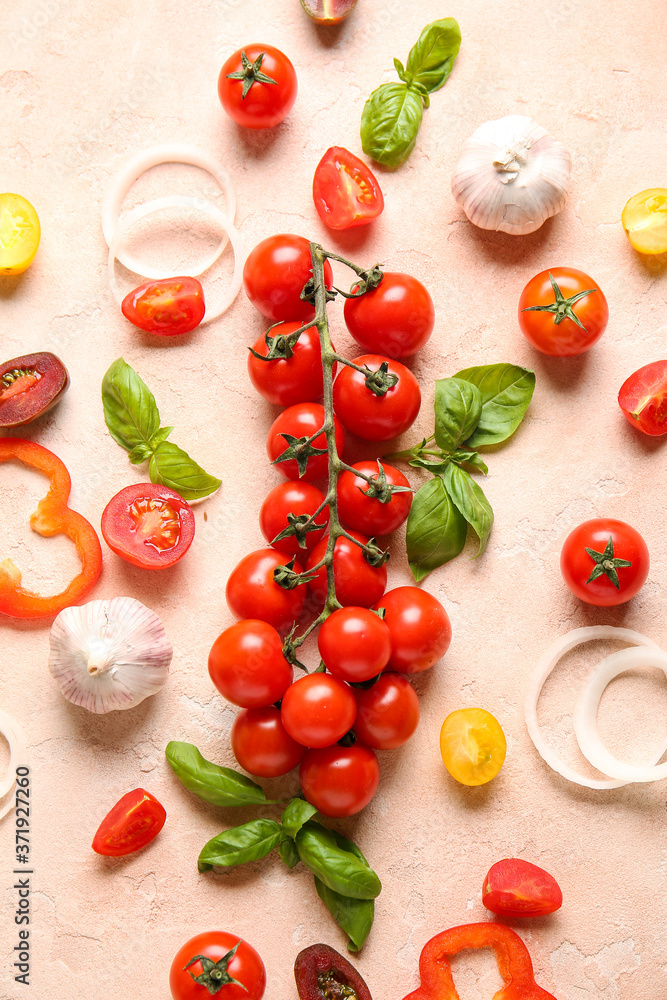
[101,144,236,274]
[525,626,661,789]
[0,710,27,821]
[108,196,246,323]
[573,647,667,783]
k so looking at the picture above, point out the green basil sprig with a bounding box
[391,363,535,581]
[166,741,274,808]
[360,18,461,169]
[102,358,221,500]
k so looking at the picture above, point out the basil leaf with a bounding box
[278,837,300,870]
[149,425,174,449]
[443,464,493,556]
[434,377,482,453]
[127,442,153,466]
[451,449,489,475]
[295,822,381,900]
[405,18,461,94]
[406,476,467,582]
[315,878,375,953]
[454,363,536,447]
[360,83,423,169]
[101,357,160,453]
[198,819,282,871]
[281,797,318,839]
[165,741,273,808]
[150,441,221,500]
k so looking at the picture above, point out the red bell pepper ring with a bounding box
[402,923,557,1000]
[0,438,102,618]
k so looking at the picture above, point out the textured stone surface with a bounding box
[1,1,666,998]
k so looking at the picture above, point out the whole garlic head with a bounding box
[451,115,572,235]
[49,597,172,713]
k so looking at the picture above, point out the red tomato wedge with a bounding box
[482,858,563,918]
[618,360,667,436]
[313,147,384,230]
[101,483,195,570]
[121,276,205,335]
[92,788,166,856]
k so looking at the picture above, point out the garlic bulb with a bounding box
[451,115,572,235]
[49,597,172,713]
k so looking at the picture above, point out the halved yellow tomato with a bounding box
[0,193,41,275]
[440,707,507,786]
[622,188,667,255]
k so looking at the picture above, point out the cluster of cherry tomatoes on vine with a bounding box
[207,232,453,817]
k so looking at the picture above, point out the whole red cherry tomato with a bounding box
[344,272,435,357]
[374,586,451,673]
[518,267,608,356]
[243,234,334,322]
[101,483,195,570]
[337,460,412,536]
[318,606,392,682]
[208,619,293,708]
[226,548,307,632]
[333,354,421,441]
[618,360,667,436]
[281,673,357,748]
[267,402,345,482]
[217,44,297,130]
[169,931,266,1000]
[260,481,329,556]
[92,788,166,856]
[306,531,387,608]
[248,322,333,406]
[560,518,649,607]
[121,277,205,335]
[483,858,563,918]
[312,146,384,230]
[353,673,420,750]
[231,706,305,777]
[299,743,380,817]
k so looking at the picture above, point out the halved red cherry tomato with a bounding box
[483,858,563,918]
[618,360,667,436]
[312,146,384,230]
[121,277,205,336]
[267,402,345,481]
[208,619,293,708]
[318,606,391,682]
[344,272,435,358]
[218,44,297,130]
[281,672,357,748]
[260,481,329,556]
[518,267,608,356]
[306,531,387,608]
[374,587,451,673]
[560,518,649,607]
[226,548,307,632]
[231,706,305,777]
[92,788,166,856]
[248,321,333,406]
[101,483,195,570]
[337,460,412,536]
[299,743,380,817]
[353,673,420,749]
[170,931,266,1000]
[0,352,69,427]
[333,354,421,441]
[243,234,334,322]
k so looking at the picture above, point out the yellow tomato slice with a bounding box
[622,188,667,255]
[0,193,41,275]
[440,707,507,786]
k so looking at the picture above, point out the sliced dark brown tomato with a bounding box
[0,352,69,427]
[101,483,195,569]
[294,943,372,1000]
[301,0,358,24]
[313,147,384,230]
[121,276,205,335]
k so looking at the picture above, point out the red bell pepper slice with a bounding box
[402,923,557,1000]
[0,438,102,618]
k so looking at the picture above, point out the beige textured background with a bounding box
[1,1,667,997]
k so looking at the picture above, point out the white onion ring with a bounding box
[108,196,246,323]
[573,647,667,783]
[101,144,236,274]
[525,626,661,789]
[0,710,27,821]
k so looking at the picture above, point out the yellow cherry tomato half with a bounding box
[622,188,667,255]
[439,707,507,786]
[0,193,41,275]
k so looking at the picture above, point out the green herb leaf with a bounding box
[406,476,467,581]
[451,449,489,475]
[360,83,424,169]
[434,377,482,453]
[101,357,160,453]
[295,822,381,900]
[150,441,221,500]
[165,742,273,808]
[127,442,153,466]
[278,837,300,869]
[198,819,283,871]
[315,878,375,952]
[404,18,461,93]
[281,797,318,839]
[453,363,536,447]
[443,464,494,556]
[149,426,174,449]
